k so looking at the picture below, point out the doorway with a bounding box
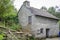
[46,28,50,38]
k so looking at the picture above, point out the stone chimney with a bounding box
[23,1,30,7]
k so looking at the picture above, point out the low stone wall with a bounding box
[0,26,19,40]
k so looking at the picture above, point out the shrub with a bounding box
[0,33,5,40]
[10,23,22,31]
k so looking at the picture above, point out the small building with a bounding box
[18,1,59,38]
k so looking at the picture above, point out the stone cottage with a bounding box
[18,1,59,38]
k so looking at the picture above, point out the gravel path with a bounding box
[46,37,60,40]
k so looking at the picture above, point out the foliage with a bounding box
[0,35,3,40]
[58,21,60,28]
[48,7,56,14]
[47,7,60,18]
[55,12,60,18]
[10,24,22,30]
[0,0,21,30]
[0,0,17,22]
[0,0,16,19]
[0,33,5,40]
[29,36,35,40]
[41,6,47,10]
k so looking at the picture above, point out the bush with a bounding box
[0,35,3,40]
[10,23,22,31]
[0,33,5,40]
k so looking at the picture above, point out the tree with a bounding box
[41,6,47,10]
[48,7,60,18]
[0,0,17,27]
[0,0,17,19]
[48,7,56,15]
[55,12,60,18]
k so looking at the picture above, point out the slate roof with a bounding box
[28,7,59,20]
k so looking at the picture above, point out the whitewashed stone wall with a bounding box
[18,1,59,38]
[31,16,59,38]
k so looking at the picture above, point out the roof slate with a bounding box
[28,7,59,20]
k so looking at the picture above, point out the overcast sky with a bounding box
[14,0,60,10]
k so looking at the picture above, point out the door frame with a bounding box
[46,28,50,38]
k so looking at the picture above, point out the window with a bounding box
[28,16,32,24]
[37,28,43,35]
[40,28,43,33]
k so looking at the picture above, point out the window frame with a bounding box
[28,16,32,24]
